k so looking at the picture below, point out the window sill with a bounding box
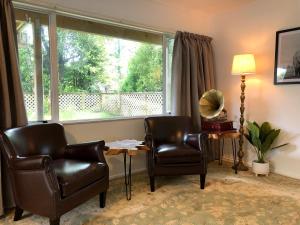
[59,114,166,125]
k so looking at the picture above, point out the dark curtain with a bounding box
[171,31,218,161]
[0,0,28,215]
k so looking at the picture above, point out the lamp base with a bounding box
[232,161,248,171]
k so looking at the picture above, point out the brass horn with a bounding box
[199,89,225,120]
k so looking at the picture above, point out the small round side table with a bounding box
[207,129,240,174]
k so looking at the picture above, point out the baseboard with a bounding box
[109,157,252,180]
[222,155,253,168]
[109,168,146,180]
[109,156,247,180]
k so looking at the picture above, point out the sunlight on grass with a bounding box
[28,110,119,122]
[59,110,118,121]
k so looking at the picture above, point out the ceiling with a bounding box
[148,0,256,14]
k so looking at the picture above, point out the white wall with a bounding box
[211,0,300,178]
[16,0,214,178]
[64,119,146,178]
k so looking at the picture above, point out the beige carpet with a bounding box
[2,162,300,225]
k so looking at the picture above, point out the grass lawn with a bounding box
[28,110,118,121]
[60,110,117,121]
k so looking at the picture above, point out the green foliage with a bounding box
[260,122,272,142]
[245,121,280,163]
[18,45,34,93]
[57,28,107,93]
[121,44,162,92]
[18,26,163,96]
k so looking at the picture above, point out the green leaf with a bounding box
[247,121,260,139]
[246,121,281,162]
[260,122,272,142]
[251,135,262,151]
[261,129,280,153]
[253,121,260,129]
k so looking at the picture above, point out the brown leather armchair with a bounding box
[144,116,209,192]
[1,123,109,225]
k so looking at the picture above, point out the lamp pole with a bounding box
[231,54,255,171]
[234,75,248,171]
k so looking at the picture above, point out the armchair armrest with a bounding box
[145,134,154,148]
[65,140,107,163]
[12,155,52,171]
[11,155,60,203]
[145,134,156,158]
[185,133,209,154]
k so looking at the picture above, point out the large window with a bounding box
[15,7,173,122]
[16,9,51,121]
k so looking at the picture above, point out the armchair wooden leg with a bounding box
[99,191,107,208]
[200,174,206,189]
[150,176,155,192]
[49,218,60,225]
[13,206,23,221]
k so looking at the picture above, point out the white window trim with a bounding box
[14,2,174,123]
[49,13,60,122]
[162,35,167,114]
[13,1,173,36]
[60,115,165,125]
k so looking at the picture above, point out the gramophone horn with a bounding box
[199,89,224,119]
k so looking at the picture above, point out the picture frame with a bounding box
[274,27,300,85]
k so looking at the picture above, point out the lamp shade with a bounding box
[231,54,256,75]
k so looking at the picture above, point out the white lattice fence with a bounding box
[24,94,36,112]
[121,92,163,116]
[59,94,82,111]
[146,93,163,115]
[24,92,163,116]
[85,94,102,111]
[59,94,103,111]
[101,93,121,114]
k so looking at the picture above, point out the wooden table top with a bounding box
[207,129,240,140]
[105,140,150,156]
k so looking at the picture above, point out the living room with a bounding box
[0,0,300,224]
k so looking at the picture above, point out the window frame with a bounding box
[14,2,174,123]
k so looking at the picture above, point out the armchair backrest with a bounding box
[145,116,192,145]
[4,123,67,159]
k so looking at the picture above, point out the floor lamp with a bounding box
[231,54,256,171]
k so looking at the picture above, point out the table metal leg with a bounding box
[123,153,132,200]
[219,138,225,165]
[231,138,238,174]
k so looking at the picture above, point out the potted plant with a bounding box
[245,121,281,176]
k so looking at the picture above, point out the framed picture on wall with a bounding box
[274,27,300,85]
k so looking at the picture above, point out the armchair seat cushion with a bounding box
[53,159,107,197]
[155,144,202,164]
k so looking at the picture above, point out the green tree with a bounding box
[18,45,34,94]
[19,26,107,95]
[41,26,51,96]
[57,28,107,93]
[121,44,162,92]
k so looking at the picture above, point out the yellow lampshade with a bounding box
[231,54,256,75]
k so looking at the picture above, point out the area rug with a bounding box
[2,162,300,225]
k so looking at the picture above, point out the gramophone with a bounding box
[199,89,233,132]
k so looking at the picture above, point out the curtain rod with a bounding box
[12,1,175,36]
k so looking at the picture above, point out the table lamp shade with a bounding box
[232,54,256,75]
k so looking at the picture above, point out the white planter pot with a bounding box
[252,161,270,176]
